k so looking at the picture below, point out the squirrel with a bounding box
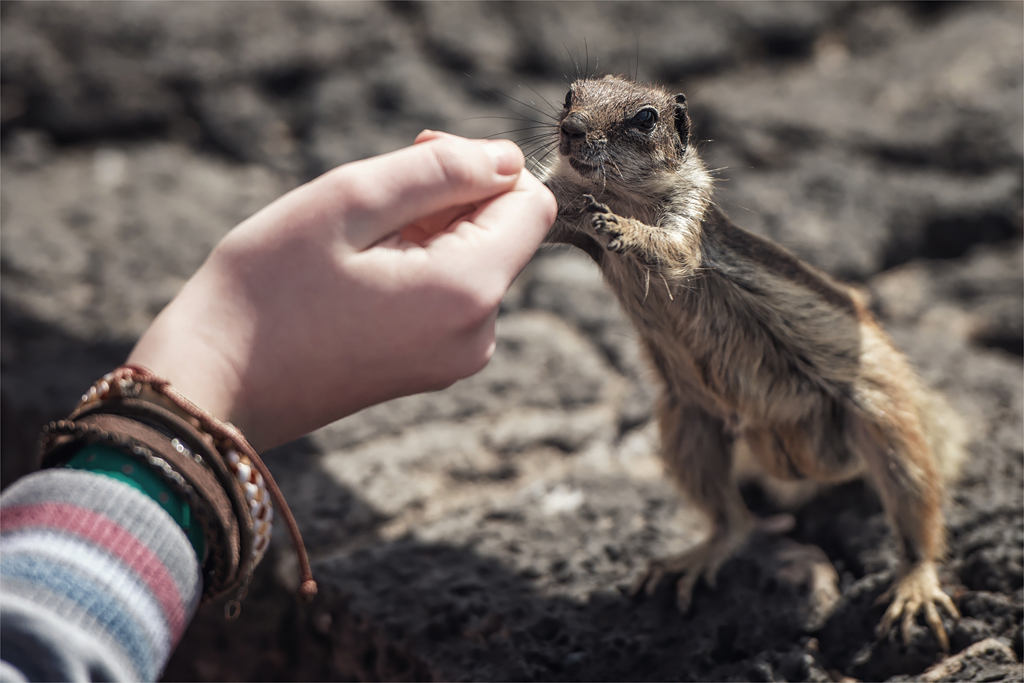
[535,75,966,649]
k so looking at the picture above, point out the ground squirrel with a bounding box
[536,75,966,649]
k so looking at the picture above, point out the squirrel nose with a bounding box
[560,114,587,139]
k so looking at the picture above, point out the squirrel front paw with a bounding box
[581,194,627,253]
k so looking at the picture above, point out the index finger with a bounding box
[323,135,525,250]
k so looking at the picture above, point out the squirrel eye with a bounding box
[564,90,573,108]
[632,107,658,129]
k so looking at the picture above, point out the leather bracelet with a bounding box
[40,409,244,602]
[36,364,316,617]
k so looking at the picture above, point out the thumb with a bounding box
[325,135,524,250]
[423,170,556,288]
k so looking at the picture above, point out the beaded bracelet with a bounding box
[81,377,273,569]
[38,412,238,598]
[223,448,273,566]
[40,364,316,616]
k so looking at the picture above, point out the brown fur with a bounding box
[538,75,965,648]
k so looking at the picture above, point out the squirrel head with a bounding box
[557,75,692,188]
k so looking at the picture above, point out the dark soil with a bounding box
[2,2,1021,681]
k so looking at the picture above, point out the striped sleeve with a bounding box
[1,468,202,682]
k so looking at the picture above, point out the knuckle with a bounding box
[428,327,495,386]
[522,174,558,220]
[428,140,479,189]
[458,332,497,378]
[454,289,500,331]
[447,271,505,323]
[475,285,507,322]
[322,164,380,216]
[537,186,558,225]
[429,279,502,343]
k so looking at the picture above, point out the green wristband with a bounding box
[66,443,206,561]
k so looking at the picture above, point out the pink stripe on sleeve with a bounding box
[1,503,187,639]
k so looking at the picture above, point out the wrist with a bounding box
[37,365,317,611]
[127,261,260,447]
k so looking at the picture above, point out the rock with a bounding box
[1,3,1020,682]
[417,2,521,75]
[1,142,289,342]
[767,539,842,632]
[693,3,1023,279]
[902,637,1021,682]
[195,83,301,173]
[870,243,1024,357]
[0,140,290,484]
[525,249,660,427]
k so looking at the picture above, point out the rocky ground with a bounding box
[2,2,1022,681]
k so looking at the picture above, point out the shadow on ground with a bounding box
[165,435,1022,682]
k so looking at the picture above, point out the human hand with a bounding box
[128,132,556,450]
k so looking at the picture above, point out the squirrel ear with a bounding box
[674,93,691,150]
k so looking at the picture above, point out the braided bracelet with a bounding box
[39,411,242,601]
[74,380,272,568]
[39,364,316,617]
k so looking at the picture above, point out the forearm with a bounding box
[1,132,556,682]
[1,469,201,682]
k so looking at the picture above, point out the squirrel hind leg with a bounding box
[845,406,958,649]
[636,398,755,611]
[631,513,755,612]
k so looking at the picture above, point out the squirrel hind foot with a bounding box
[876,561,960,651]
[630,520,755,612]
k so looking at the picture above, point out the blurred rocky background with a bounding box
[2,2,1021,681]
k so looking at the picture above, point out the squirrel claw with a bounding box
[580,194,625,252]
[581,194,610,214]
[630,533,747,614]
[876,562,959,651]
[593,215,620,236]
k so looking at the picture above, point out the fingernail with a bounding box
[485,140,523,177]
